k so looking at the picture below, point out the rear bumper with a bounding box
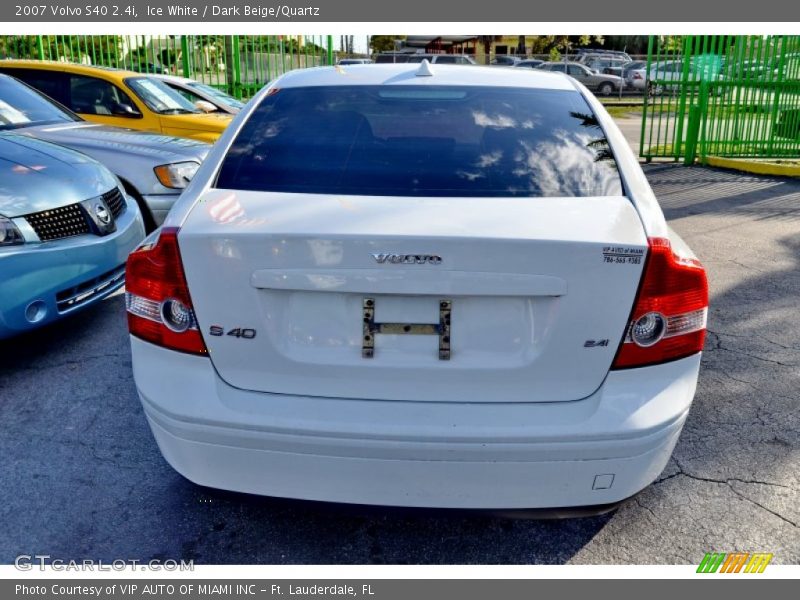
[0,199,144,338]
[132,337,701,509]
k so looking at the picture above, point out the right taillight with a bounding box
[612,237,708,369]
[125,226,207,355]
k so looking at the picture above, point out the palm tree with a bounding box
[517,36,527,58]
[477,35,503,65]
[570,112,613,162]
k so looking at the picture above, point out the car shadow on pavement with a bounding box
[0,292,124,369]
[644,163,800,222]
[149,478,616,564]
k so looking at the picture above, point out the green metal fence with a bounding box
[0,35,336,99]
[640,35,800,163]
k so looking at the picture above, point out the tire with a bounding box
[598,82,614,96]
[120,180,157,233]
[647,81,664,97]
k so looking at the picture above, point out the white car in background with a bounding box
[127,63,708,511]
[629,60,684,91]
[630,59,726,93]
[151,74,245,114]
[337,58,373,65]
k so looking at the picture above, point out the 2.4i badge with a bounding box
[584,339,610,348]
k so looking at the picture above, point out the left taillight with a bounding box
[125,226,207,355]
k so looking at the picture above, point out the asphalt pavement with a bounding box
[0,164,798,565]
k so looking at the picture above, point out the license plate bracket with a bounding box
[362,297,451,360]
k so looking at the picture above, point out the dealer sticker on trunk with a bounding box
[602,246,644,265]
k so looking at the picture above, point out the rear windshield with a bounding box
[216,85,622,197]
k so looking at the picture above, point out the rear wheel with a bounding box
[647,81,664,97]
[598,82,614,96]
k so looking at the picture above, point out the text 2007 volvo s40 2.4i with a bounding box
[127,63,708,511]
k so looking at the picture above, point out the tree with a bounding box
[517,35,527,57]
[0,36,40,59]
[369,35,405,54]
[476,35,606,63]
[548,35,606,58]
[603,35,649,54]
[477,36,503,64]
[0,35,122,64]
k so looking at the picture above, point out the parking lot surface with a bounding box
[1,165,798,564]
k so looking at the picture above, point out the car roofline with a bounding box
[266,64,577,91]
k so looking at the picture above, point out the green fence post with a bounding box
[767,36,788,156]
[327,35,333,65]
[639,35,654,159]
[684,106,701,165]
[684,80,710,164]
[36,35,45,60]
[697,81,710,162]
[232,35,242,99]
[673,36,694,158]
[180,36,190,77]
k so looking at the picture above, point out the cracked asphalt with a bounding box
[0,164,798,565]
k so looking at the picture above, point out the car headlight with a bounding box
[0,216,24,246]
[153,161,201,189]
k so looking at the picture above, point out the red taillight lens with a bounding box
[633,72,643,79]
[125,227,207,355]
[612,237,708,369]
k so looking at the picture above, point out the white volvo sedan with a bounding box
[126,63,708,511]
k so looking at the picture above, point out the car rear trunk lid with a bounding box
[178,190,647,403]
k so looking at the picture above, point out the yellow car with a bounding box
[0,61,232,142]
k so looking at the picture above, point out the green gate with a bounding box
[640,35,800,163]
[0,35,336,100]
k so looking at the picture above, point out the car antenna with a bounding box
[415,59,434,77]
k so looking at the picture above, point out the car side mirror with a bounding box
[195,100,217,113]
[110,103,139,118]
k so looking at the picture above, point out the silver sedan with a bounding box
[538,61,625,96]
[0,74,210,230]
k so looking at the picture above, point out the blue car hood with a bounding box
[0,134,118,218]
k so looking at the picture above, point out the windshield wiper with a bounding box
[158,108,198,115]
